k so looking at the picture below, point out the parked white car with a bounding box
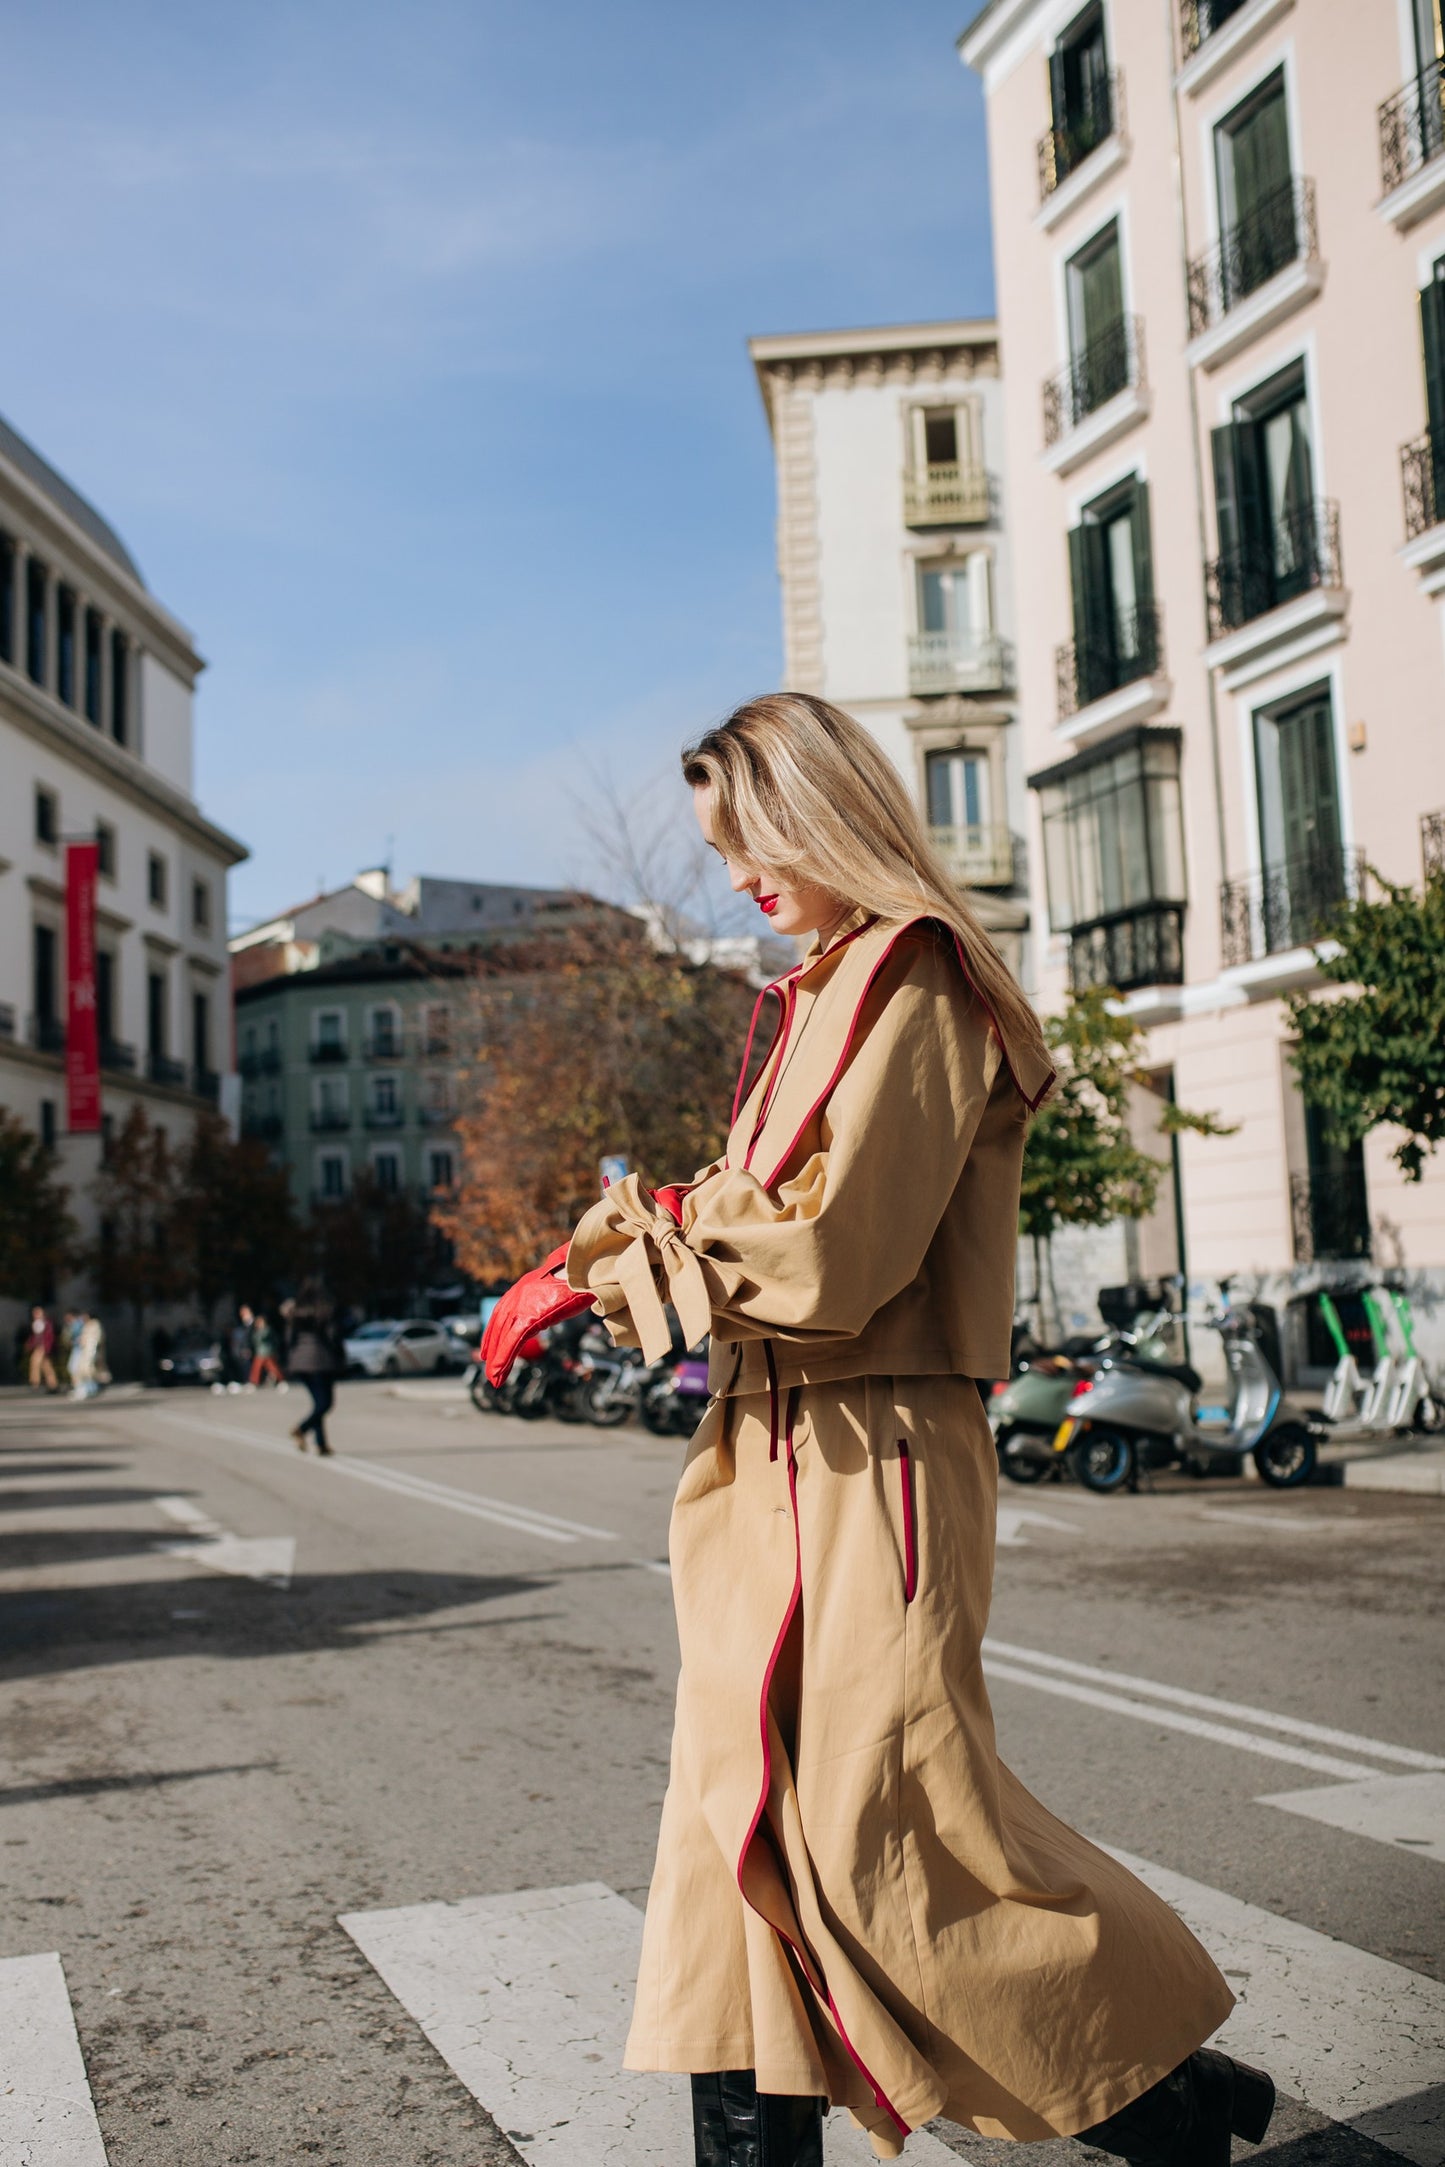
[343,1318,463,1377]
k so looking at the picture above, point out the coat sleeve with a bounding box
[565,934,1002,1360]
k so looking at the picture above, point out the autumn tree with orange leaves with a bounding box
[433,923,757,1284]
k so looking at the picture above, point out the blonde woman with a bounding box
[567,695,1273,2167]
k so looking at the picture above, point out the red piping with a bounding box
[732,978,790,1130]
[743,982,799,1172]
[897,1439,917,1605]
[734,1384,911,2143]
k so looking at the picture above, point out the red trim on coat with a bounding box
[743,982,800,1172]
[897,1439,917,1606]
[733,1386,912,2144]
[728,918,879,1155]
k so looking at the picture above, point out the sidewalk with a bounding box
[1339,1442,1445,1495]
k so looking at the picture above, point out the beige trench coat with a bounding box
[567,915,1233,2158]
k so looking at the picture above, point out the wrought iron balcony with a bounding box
[239,1045,281,1079]
[1220,847,1365,966]
[929,824,1017,889]
[363,1032,406,1062]
[309,1039,348,1065]
[1401,427,1443,541]
[1043,316,1144,446]
[1290,1168,1371,1264]
[309,1105,351,1132]
[192,1065,221,1103]
[417,1103,454,1128]
[907,629,1012,696]
[28,1014,65,1054]
[1205,498,1342,640]
[147,1050,186,1088]
[0,1004,14,1041]
[902,463,994,527]
[1178,0,1250,61]
[1067,904,1185,995]
[364,1104,405,1129]
[1056,601,1163,717]
[1187,178,1317,337]
[1423,809,1445,881]
[242,1111,284,1141]
[1037,69,1121,199]
[100,1038,136,1074]
[1380,56,1445,196]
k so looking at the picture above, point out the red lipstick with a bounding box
[758,894,779,916]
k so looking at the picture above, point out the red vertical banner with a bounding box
[66,840,102,1134]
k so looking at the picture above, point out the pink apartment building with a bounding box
[960,0,1445,1376]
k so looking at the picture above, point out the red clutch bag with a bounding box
[481,1246,595,1387]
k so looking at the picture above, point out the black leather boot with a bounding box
[1078,2048,1275,2165]
[690,2070,825,2166]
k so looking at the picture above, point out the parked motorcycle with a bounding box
[640,1350,712,1437]
[990,1311,1176,1485]
[1054,1293,1322,1492]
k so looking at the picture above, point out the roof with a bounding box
[747,318,998,366]
[0,412,145,586]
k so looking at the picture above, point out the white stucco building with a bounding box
[746,321,1032,971]
[0,411,246,1338]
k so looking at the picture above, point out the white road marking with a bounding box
[1108,1848,1445,2165]
[340,1883,959,2164]
[983,1637,1445,1771]
[1195,1506,1346,1530]
[994,1507,1077,1547]
[1256,1771,1445,1865]
[0,1950,110,2164]
[151,1414,618,1547]
[153,1495,294,1587]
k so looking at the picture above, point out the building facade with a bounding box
[960,0,1445,1367]
[0,412,245,1335]
[746,321,1032,970]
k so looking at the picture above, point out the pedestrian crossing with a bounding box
[8,1848,1445,2164]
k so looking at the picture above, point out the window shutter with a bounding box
[1130,480,1155,603]
[1048,42,1066,132]
[1211,423,1243,561]
[1068,523,1090,644]
[1420,271,1445,448]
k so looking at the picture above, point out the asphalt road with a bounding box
[0,1380,1440,2167]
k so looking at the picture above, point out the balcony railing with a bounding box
[1220,846,1365,966]
[0,1004,15,1041]
[309,1106,351,1132]
[1290,1168,1371,1264]
[1380,56,1445,196]
[100,1038,136,1074]
[309,1040,348,1065]
[1187,177,1317,337]
[28,1014,65,1054]
[239,1046,281,1079]
[1205,498,1342,640]
[929,824,1017,889]
[147,1050,185,1088]
[1401,427,1443,541]
[364,1104,405,1129]
[1038,69,1121,199]
[417,1104,454,1128]
[1056,600,1163,716]
[363,1033,405,1062]
[1178,0,1250,61]
[1423,810,1445,880]
[903,463,994,527]
[193,1065,221,1103]
[907,629,1012,696]
[1043,315,1144,446]
[1067,903,1185,995]
[242,1112,284,1142]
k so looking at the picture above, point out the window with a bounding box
[367,1002,401,1056]
[1034,728,1186,992]
[919,557,990,640]
[1044,4,1113,189]
[428,1148,455,1190]
[1209,362,1334,633]
[26,558,47,686]
[192,878,211,932]
[55,587,76,707]
[926,749,991,835]
[147,851,168,908]
[1214,70,1298,309]
[96,822,116,880]
[192,990,210,1075]
[0,532,14,666]
[96,951,116,1048]
[317,1152,348,1200]
[373,1150,401,1193]
[83,609,102,724]
[1412,256,1445,532]
[33,924,57,1029]
[313,1074,349,1123]
[1245,684,1349,955]
[147,971,167,1057]
[1061,220,1132,419]
[423,1004,451,1055]
[313,1009,346,1059]
[35,786,58,846]
[39,1099,57,1153]
[1064,476,1158,708]
[904,402,990,524]
[110,629,129,746]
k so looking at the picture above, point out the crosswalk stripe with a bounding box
[1109,1848,1445,2165]
[339,1884,960,2163]
[1255,1770,1445,1866]
[0,1951,109,2165]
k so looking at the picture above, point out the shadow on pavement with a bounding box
[0,1762,277,1808]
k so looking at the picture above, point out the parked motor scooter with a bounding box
[990,1311,1175,1485]
[640,1349,712,1437]
[1053,1291,1322,1492]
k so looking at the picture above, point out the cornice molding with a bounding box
[749,323,1000,430]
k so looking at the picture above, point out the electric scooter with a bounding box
[1318,1290,1368,1425]
[1384,1288,1443,1431]
[1054,1293,1322,1492]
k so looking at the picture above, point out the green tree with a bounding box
[311,1173,450,1319]
[1287,868,1445,1180]
[88,1104,190,1353]
[0,1109,76,1307]
[1021,987,1233,1338]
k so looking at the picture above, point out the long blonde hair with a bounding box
[682,692,1052,1103]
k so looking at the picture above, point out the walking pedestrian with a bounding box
[231,1304,256,1388]
[248,1311,285,1390]
[68,1311,107,1399]
[24,1307,58,1393]
[282,1282,338,1456]
[565,695,1275,2167]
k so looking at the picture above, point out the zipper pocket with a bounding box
[897,1439,918,1605]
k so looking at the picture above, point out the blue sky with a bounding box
[1,1,995,926]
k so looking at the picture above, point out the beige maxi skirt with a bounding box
[624,1372,1233,2159]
